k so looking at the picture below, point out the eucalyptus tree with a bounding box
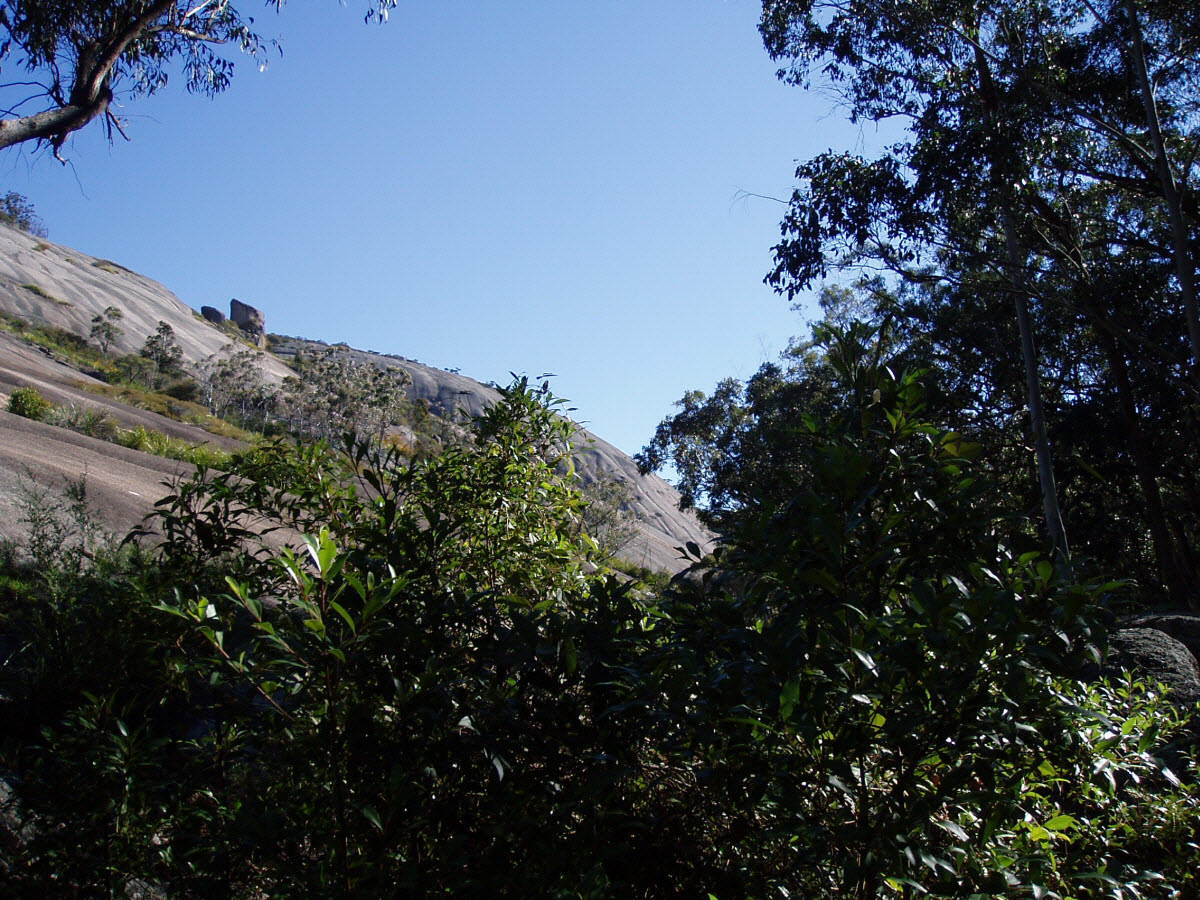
[0,188,47,233]
[139,319,182,375]
[759,0,1200,589]
[88,305,124,356]
[639,284,878,535]
[198,345,276,426]
[0,0,396,156]
[759,0,1072,565]
[278,345,411,450]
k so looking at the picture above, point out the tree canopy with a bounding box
[0,0,395,156]
[753,0,1200,605]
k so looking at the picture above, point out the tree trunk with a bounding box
[1005,217,1071,570]
[1096,322,1194,606]
[1124,0,1200,380]
[972,37,1071,569]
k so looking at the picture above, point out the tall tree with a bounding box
[759,0,1200,589]
[760,0,1073,565]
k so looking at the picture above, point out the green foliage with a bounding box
[7,385,52,421]
[278,345,413,449]
[89,305,125,356]
[43,402,122,441]
[639,322,1199,897]
[3,361,1198,896]
[160,376,201,403]
[19,282,65,304]
[116,425,232,469]
[32,377,658,895]
[113,352,159,390]
[639,285,912,534]
[0,479,190,896]
[757,0,1200,605]
[195,345,282,436]
[578,474,642,560]
[605,556,670,589]
[4,382,230,466]
[78,377,254,442]
[0,1,399,154]
[0,310,108,371]
[0,191,48,237]
[139,320,184,387]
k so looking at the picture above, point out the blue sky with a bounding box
[2,0,874,456]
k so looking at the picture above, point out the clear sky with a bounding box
[1,0,874,457]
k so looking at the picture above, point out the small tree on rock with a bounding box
[89,306,124,356]
[0,191,48,237]
[579,476,642,561]
[140,321,182,373]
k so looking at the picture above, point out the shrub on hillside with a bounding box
[8,386,52,421]
[44,403,121,441]
[160,376,200,403]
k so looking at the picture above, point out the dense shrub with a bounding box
[1,368,1197,898]
[7,386,52,421]
[160,376,201,403]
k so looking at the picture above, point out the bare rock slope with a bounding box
[0,223,708,572]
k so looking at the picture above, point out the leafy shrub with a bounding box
[91,259,130,275]
[644,322,1200,898]
[3,365,1198,897]
[160,376,200,403]
[0,309,29,333]
[82,378,216,426]
[0,312,107,373]
[95,379,666,894]
[8,386,52,421]
[0,479,179,897]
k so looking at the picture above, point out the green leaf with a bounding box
[780,679,800,721]
[850,647,878,676]
[827,774,854,797]
[936,819,968,842]
[329,601,357,633]
[360,805,384,833]
[304,618,326,638]
[1043,814,1077,833]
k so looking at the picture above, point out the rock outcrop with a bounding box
[1107,626,1200,708]
[0,223,710,574]
[1129,614,1200,665]
[1105,617,1200,761]
[201,305,226,325]
[229,298,266,348]
[0,224,292,379]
